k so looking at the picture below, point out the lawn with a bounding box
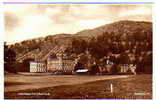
[5,74,152,99]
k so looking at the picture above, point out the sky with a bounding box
[4,4,152,44]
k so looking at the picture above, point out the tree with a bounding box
[22,58,34,72]
[4,43,17,73]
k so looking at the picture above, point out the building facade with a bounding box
[47,53,76,72]
[30,61,46,72]
[30,53,76,73]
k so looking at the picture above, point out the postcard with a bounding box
[3,1,153,99]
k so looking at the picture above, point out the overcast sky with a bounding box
[5,4,152,44]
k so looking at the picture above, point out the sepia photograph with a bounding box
[4,3,152,99]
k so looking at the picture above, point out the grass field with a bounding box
[5,74,152,99]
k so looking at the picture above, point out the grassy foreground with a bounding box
[5,74,152,99]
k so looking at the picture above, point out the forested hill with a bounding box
[76,20,152,37]
[9,20,152,61]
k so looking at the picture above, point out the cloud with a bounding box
[119,6,152,17]
[4,4,152,44]
[5,12,19,31]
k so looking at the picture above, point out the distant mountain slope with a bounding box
[76,20,152,37]
[9,20,152,62]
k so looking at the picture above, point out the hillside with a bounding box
[76,20,152,37]
[9,20,152,62]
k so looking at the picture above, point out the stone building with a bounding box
[47,53,76,73]
[30,52,76,73]
[30,61,46,72]
[29,46,76,73]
